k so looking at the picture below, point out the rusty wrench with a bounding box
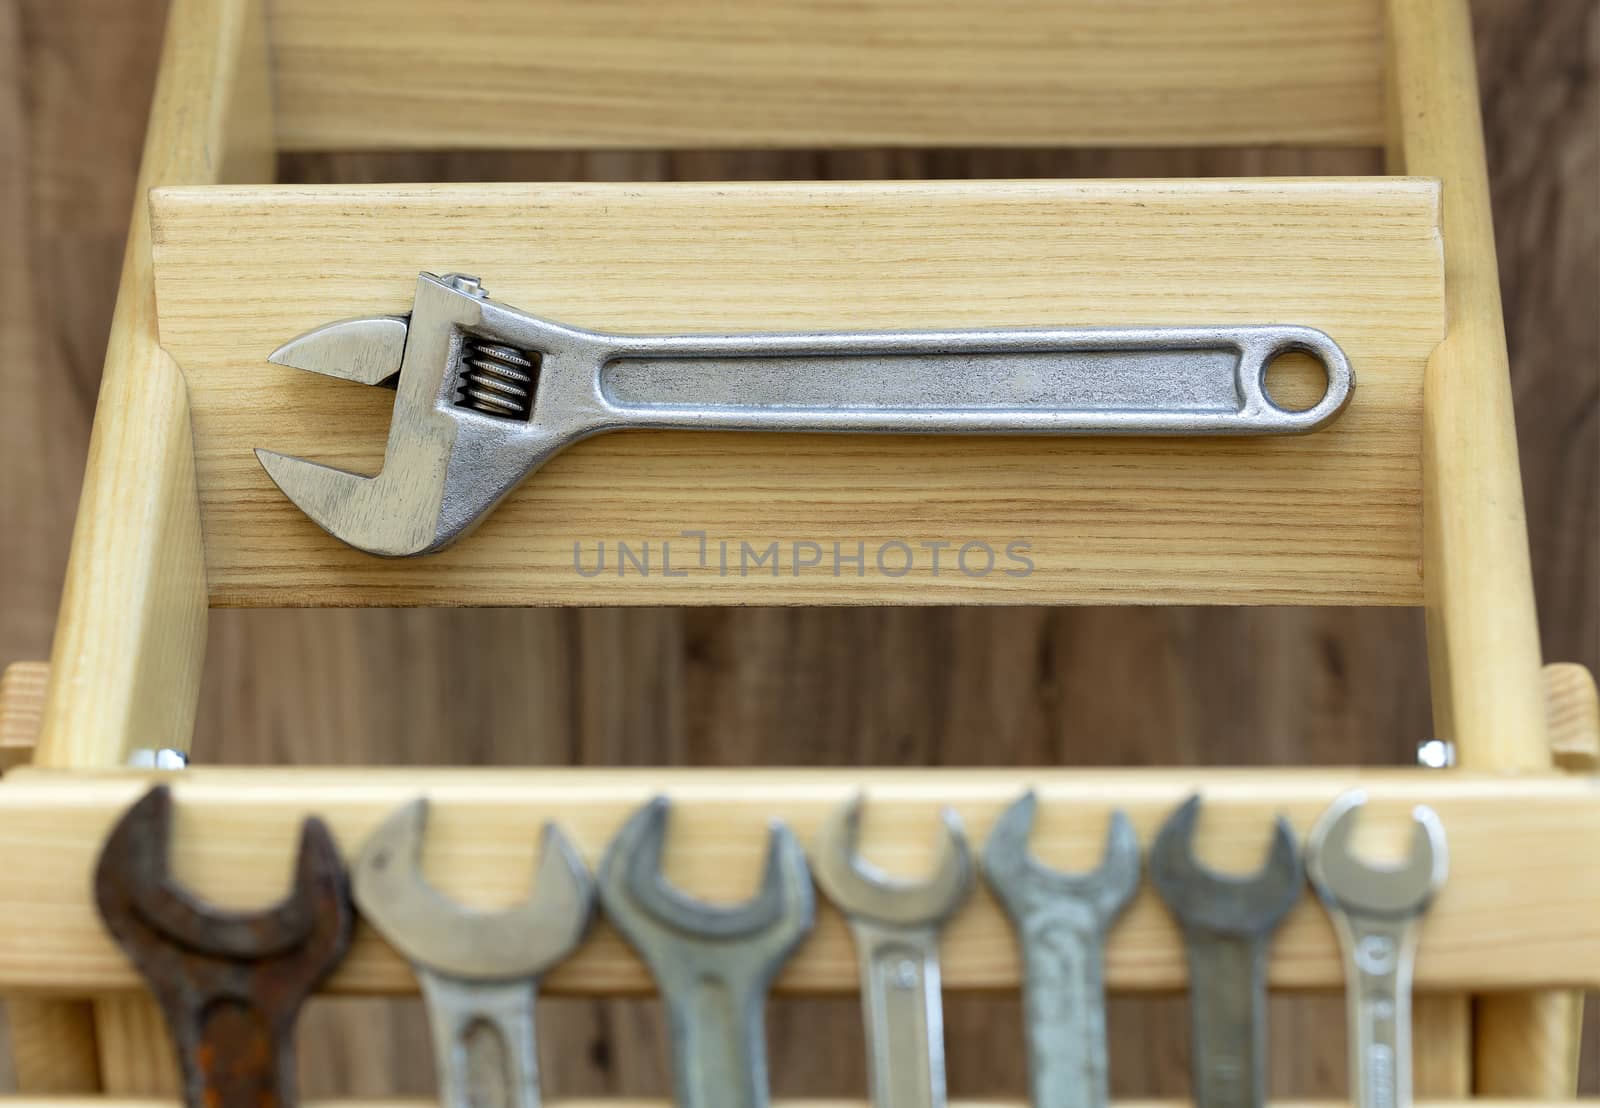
[93,785,352,1108]
[351,798,593,1108]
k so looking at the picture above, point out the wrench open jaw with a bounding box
[93,785,352,1108]
[1306,790,1447,917]
[258,272,1355,557]
[351,798,593,1108]
[982,790,1140,921]
[812,792,973,927]
[258,273,599,558]
[351,797,593,980]
[1148,794,1303,934]
[602,795,815,943]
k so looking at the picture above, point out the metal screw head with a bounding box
[127,748,189,770]
[442,273,487,298]
[1416,740,1455,769]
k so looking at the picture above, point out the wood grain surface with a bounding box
[150,178,1440,607]
[0,0,1593,1099]
[266,0,1386,151]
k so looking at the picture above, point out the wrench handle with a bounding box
[1014,911,1112,1108]
[1184,931,1271,1108]
[596,325,1351,436]
[853,921,949,1108]
[418,971,544,1108]
[182,998,298,1108]
[661,972,772,1108]
[1333,916,1419,1108]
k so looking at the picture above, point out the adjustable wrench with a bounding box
[981,791,1140,1108]
[93,785,352,1108]
[351,798,594,1108]
[1307,790,1447,1108]
[1149,794,1303,1108]
[811,794,974,1108]
[259,273,1355,555]
[597,796,815,1108]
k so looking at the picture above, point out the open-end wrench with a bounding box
[1148,794,1303,1108]
[1306,790,1447,1108]
[351,798,593,1108]
[93,785,352,1108]
[597,796,815,1108]
[259,273,1355,555]
[981,791,1140,1108]
[811,794,973,1108]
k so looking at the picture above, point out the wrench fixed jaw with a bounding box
[981,790,1141,926]
[599,795,815,951]
[257,273,611,556]
[811,792,974,927]
[351,797,594,981]
[1306,790,1448,918]
[1148,794,1303,936]
[94,784,351,964]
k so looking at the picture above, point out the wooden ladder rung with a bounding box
[0,767,1595,997]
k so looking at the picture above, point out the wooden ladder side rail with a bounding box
[1474,664,1600,1094]
[0,662,102,1090]
[15,0,273,1094]
[1382,0,1577,1095]
[33,0,270,771]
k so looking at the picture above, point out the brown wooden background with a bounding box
[0,0,1595,1096]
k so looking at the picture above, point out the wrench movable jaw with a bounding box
[1148,794,1303,936]
[812,793,973,928]
[1306,790,1447,919]
[351,797,594,980]
[268,315,410,387]
[982,791,1141,926]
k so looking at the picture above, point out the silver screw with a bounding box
[1416,739,1455,769]
[443,273,487,298]
[127,748,189,770]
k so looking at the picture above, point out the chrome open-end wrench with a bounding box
[598,796,815,1108]
[1307,790,1447,1108]
[811,794,974,1108]
[351,798,593,1108]
[259,273,1355,555]
[1149,795,1303,1108]
[981,791,1141,1108]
